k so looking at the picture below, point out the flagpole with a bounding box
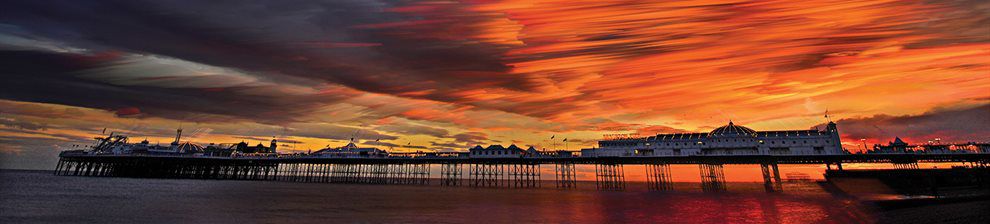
[550,135,556,151]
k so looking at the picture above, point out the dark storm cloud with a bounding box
[0,0,525,124]
[814,103,990,144]
[286,123,398,142]
[451,131,488,146]
[0,50,350,123]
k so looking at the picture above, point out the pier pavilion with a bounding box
[583,121,844,157]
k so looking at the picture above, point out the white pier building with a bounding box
[582,121,844,157]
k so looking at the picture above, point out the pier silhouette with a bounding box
[55,153,989,192]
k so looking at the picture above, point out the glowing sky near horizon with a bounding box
[0,0,988,169]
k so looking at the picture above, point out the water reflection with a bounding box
[4,169,971,223]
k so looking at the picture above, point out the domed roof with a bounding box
[176,142,204,153]
[709,121,756,137]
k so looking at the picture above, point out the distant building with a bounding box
[871,137,911,153]
[202,138,278,157]
[312,142,387,158]
[582,121,844,157]
[469,144,527,158]
[235,139,278,154]
[869,138,990,154]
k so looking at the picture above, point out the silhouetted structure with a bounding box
[870,138,990,154]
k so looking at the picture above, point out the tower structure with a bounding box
[172,128,183,145]
[270,138,278,154]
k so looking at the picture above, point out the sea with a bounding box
[1,169,986,224]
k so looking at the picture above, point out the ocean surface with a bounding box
[1,169,865,223]
[0,169,984,223]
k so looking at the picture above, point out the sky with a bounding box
[0,0,988,169]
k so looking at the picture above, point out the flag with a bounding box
[551,135,555,139]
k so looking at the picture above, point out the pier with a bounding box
[55,153,990,192]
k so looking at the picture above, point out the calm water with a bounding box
[0,169,888,224]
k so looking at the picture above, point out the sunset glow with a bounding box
[1,0,988,169]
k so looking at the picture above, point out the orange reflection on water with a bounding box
[518,187,872,223]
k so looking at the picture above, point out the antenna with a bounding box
[825,108,832,123]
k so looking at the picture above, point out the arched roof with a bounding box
[709,121,757,137]
[176,142,204,153]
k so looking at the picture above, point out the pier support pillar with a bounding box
[508,164,540,188]
[441,163,463,186]
[412,164,430,185]
[555,163,577,189]
[699,163,726,192]
[54,159,64,176]
[761,163,782,192]
[368,164,385,184]
[470,164,504,187]
[646,163,674,191]
[387,164,404,184]
[595,164,625,190]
